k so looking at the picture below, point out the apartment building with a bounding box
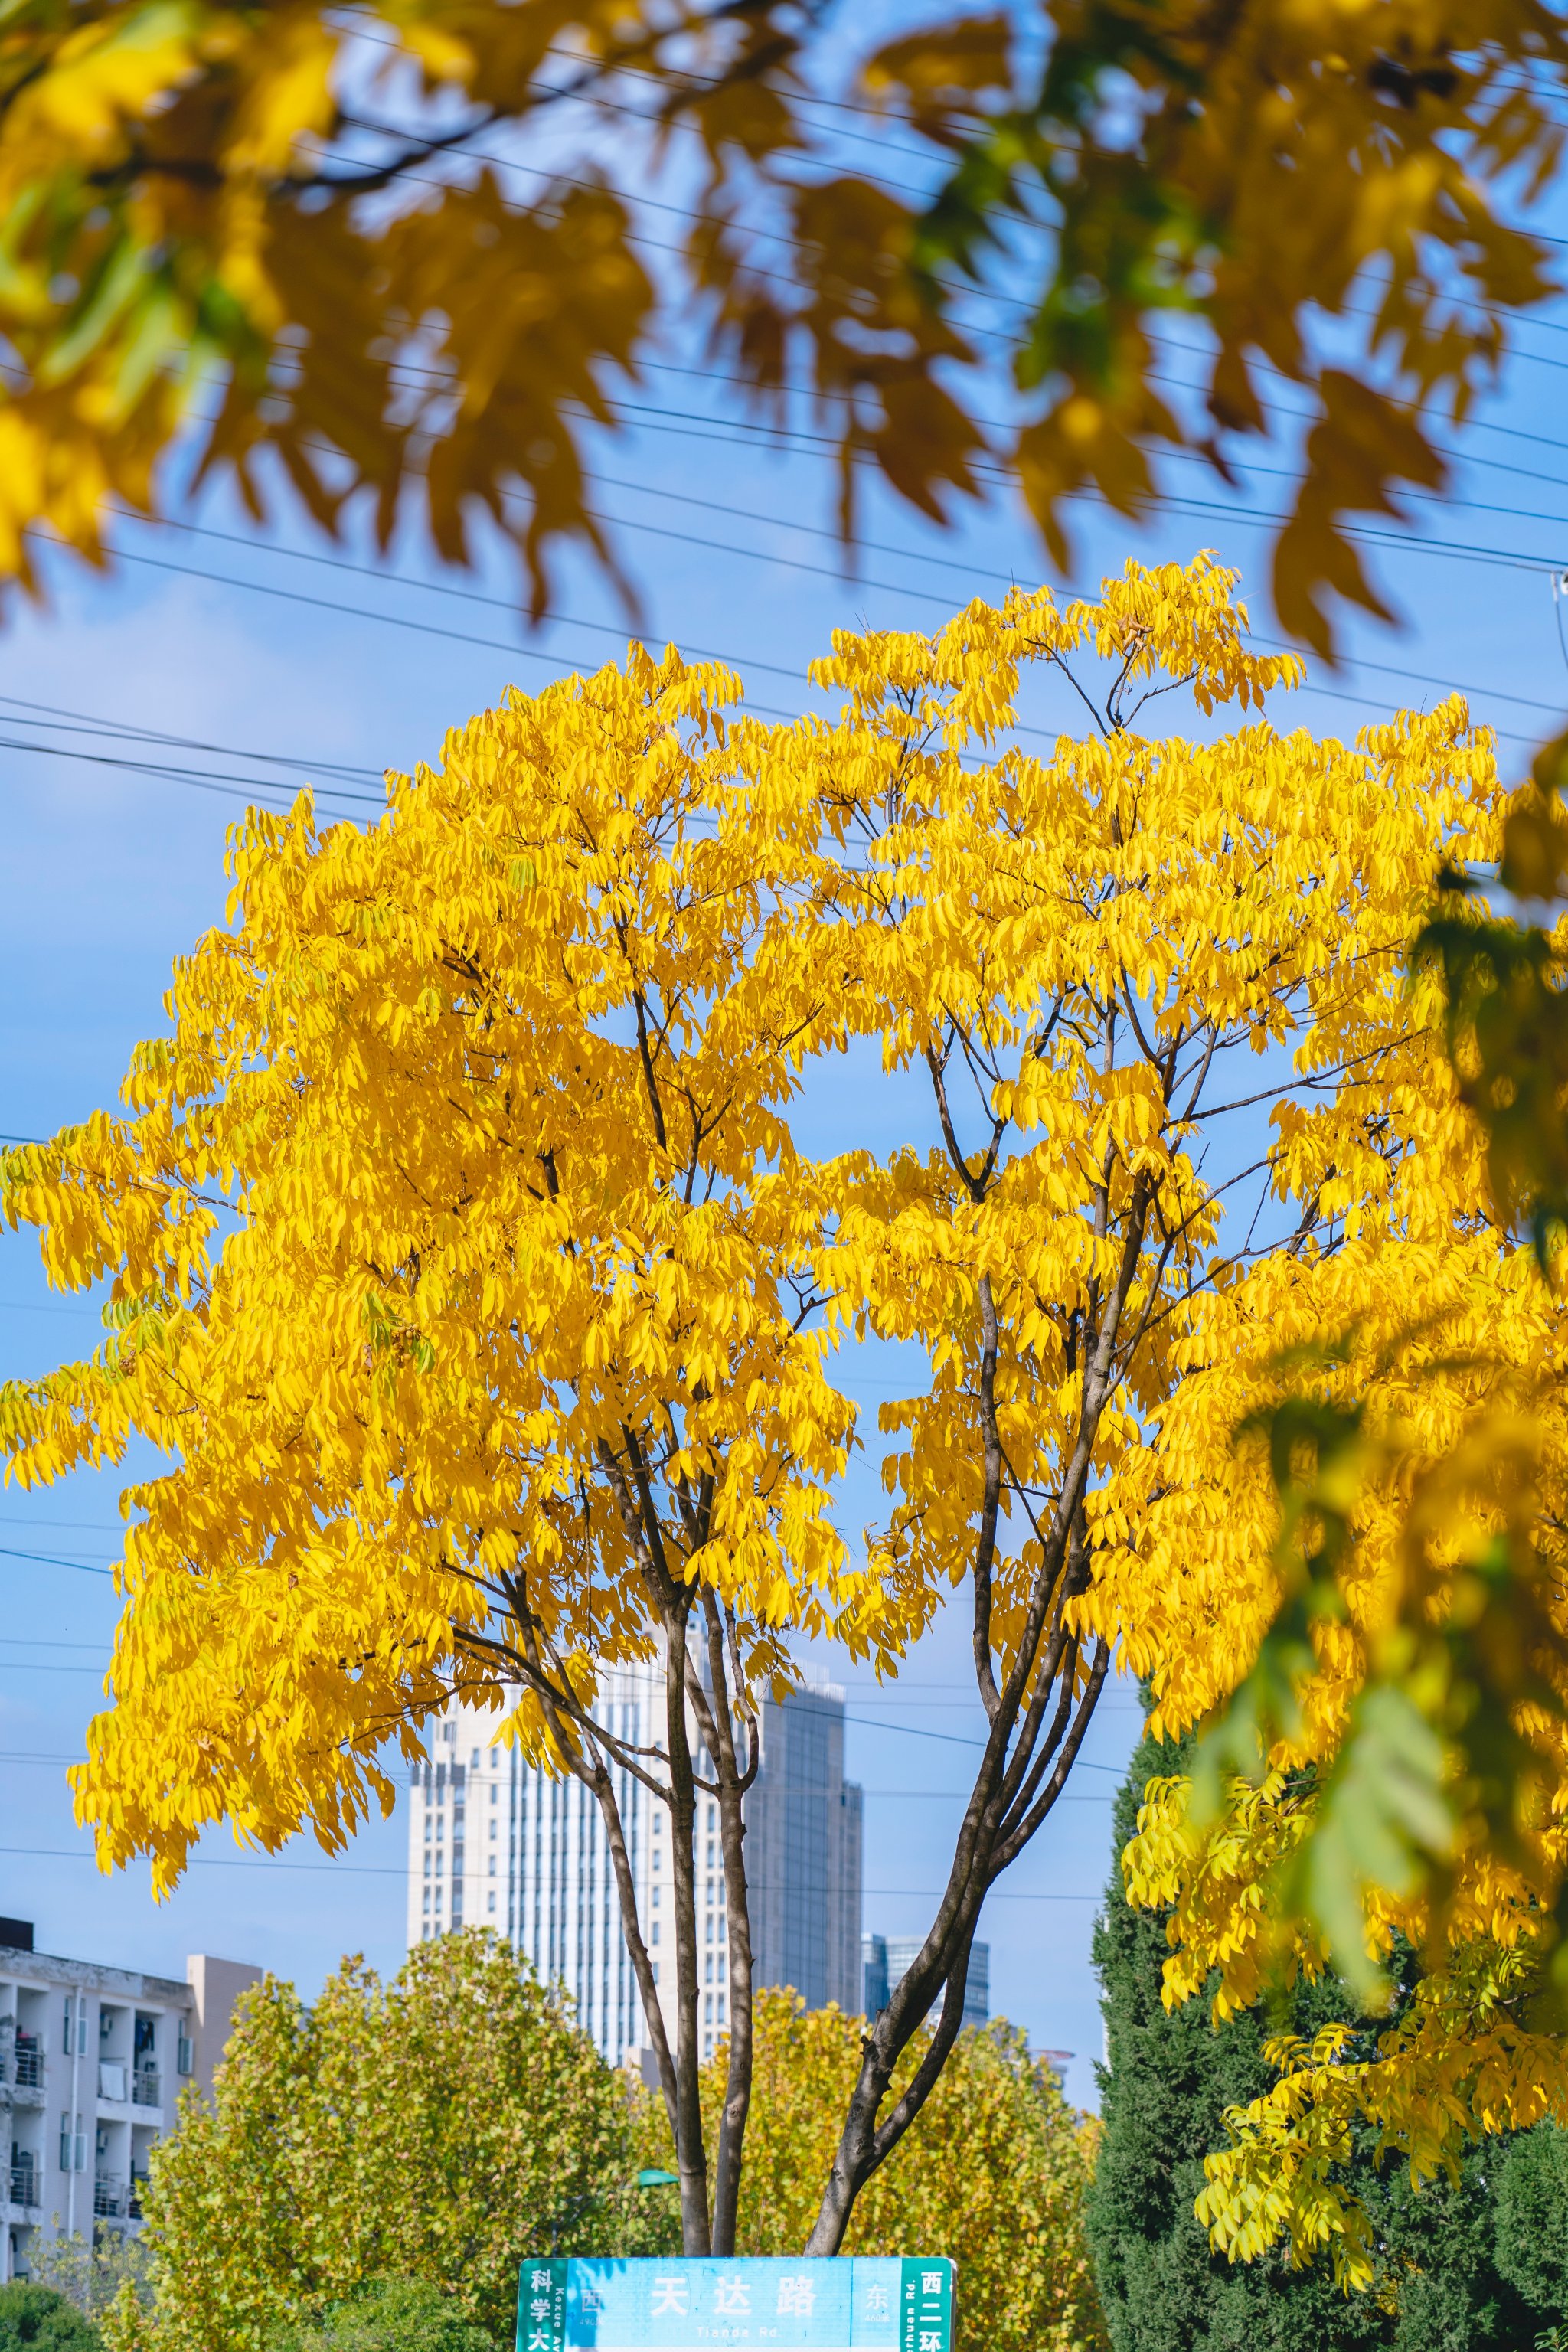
[407,1672,863,2069]
[0,1919,259,2285]
[862,1931,991,2029]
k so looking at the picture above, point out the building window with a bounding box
[651,1922,659,1945]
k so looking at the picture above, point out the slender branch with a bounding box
[970,1272,1004,1723]
[865,1915,985,2172]
[632,983,671,1155]
[991,1640,1112,1872]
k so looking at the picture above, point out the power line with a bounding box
[0,728,385,813]
[841,1712,1121,1769]
[0,692,383,783]
[0,1621,1126,1770]
[126,506,825,691]
[341,24,969,158]
[65,443,1568,750]
[21,333,1568,751]
[0,1638,104,1652]
[89,486,1566,751]
[0,1843,1102,1897]
[336,40,1568,371]
[0,1661,106,1675]
[0,1745,1114,1798]
[4,433,1560,828]
[29,530,806,735]
[17,53,1568,593]
[333,81,1568,494]
[0,1544,113,1579]
[0,1298,98,1316]
[0,1517,129,1532]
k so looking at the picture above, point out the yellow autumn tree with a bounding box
[1105,776,1568,2286]
[2,552,1550,2265]
[0,0,1563,644]
[646,1990,1108,2352]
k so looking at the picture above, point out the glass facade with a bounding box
[407,1672,864,2065]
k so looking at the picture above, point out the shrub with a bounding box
[264,2278,495,2351]
[0,2282,104,2350]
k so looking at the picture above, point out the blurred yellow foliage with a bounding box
[0,0,1563,640]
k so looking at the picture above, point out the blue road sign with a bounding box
[516,2257,955,2352]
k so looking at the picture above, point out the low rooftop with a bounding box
[0,1921,192,2006]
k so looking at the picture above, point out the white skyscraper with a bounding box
[407,1672,863,2066]
[407,1663,657,2066]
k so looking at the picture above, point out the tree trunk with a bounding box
[495,1561,760,2256]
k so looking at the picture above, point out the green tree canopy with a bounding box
[265,2278,496,2352]
[104,1930,671,2352]
[1086,1725,1539,2350]
[0,2284,104,2350]
[1494,2123,1568,2326]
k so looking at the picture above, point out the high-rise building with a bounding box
[861,1930,989,2030]
[405,1665,657,2066]
[0,1919,259,2285]
[407,1675,863,2066]
[746,1687,862,2014]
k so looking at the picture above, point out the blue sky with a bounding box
[5,139,1568,2115]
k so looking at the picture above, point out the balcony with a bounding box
[93,2175,126,2220]
[128,2175,149,2221]
[7,2163,40,2210]
[11,2047,43,2097]
[132,2066,161,2109]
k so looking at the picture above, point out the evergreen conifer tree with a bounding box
[1086,1727,1536,2350]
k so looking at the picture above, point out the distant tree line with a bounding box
[0,1932,1099,2352]
[12,1758,1568,2352]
